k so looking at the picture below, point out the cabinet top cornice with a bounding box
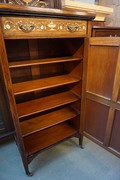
[0,4,95,20]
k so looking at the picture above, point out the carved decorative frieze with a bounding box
[2,17,87,38]
[3,19,87,33]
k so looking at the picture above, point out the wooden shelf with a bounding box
[17,91,80,119]
[13,74,80,95]
[23,122,77,156]
[9,56,81,68]
[20,106,80,137]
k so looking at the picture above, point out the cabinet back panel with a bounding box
[20,104,80,123]
[15,86,68,103]
[64,61,83,78]
[10,61,82,83]
[5,40,30,61]
[11,63,65,83]
[5,38,84,61]
[10,67,32,83]
[15,80,82,104]
[37,38,84,58]
[39,64,65,78]
[84,99,109,143]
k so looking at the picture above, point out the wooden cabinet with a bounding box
[0,1,84,140]
[0,4,95,176]
[81,37,120,158]
[0,3,119,176]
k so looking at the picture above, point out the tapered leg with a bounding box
[13,135,32,176]
[25,167,33,177]
[23,161,33,176]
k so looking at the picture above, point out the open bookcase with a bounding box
[5,37,84,173]
[0,4,95,176]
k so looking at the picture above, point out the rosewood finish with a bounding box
[0,3,120,177]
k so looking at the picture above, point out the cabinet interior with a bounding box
[5,38,84,155]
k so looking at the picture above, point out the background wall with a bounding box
[71,0,95,4]
[69,0,98,4]
[99,0,120,26]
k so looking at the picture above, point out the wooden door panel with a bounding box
[81,38,120,157]
[109,110,120,153]
[87,46,118,99]
[84,99,109,143]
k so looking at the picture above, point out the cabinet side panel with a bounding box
[0,23,30,173]
[87,46,118,99]
[0,76,13,136]
[84,99,109,143]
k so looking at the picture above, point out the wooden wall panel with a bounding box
[84,99,109,143]
[87,46,118,99]
[109,110,120,153]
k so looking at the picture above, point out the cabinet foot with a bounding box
[27,172,33,177]
[23,161,33,176]
[25,167,33,176]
